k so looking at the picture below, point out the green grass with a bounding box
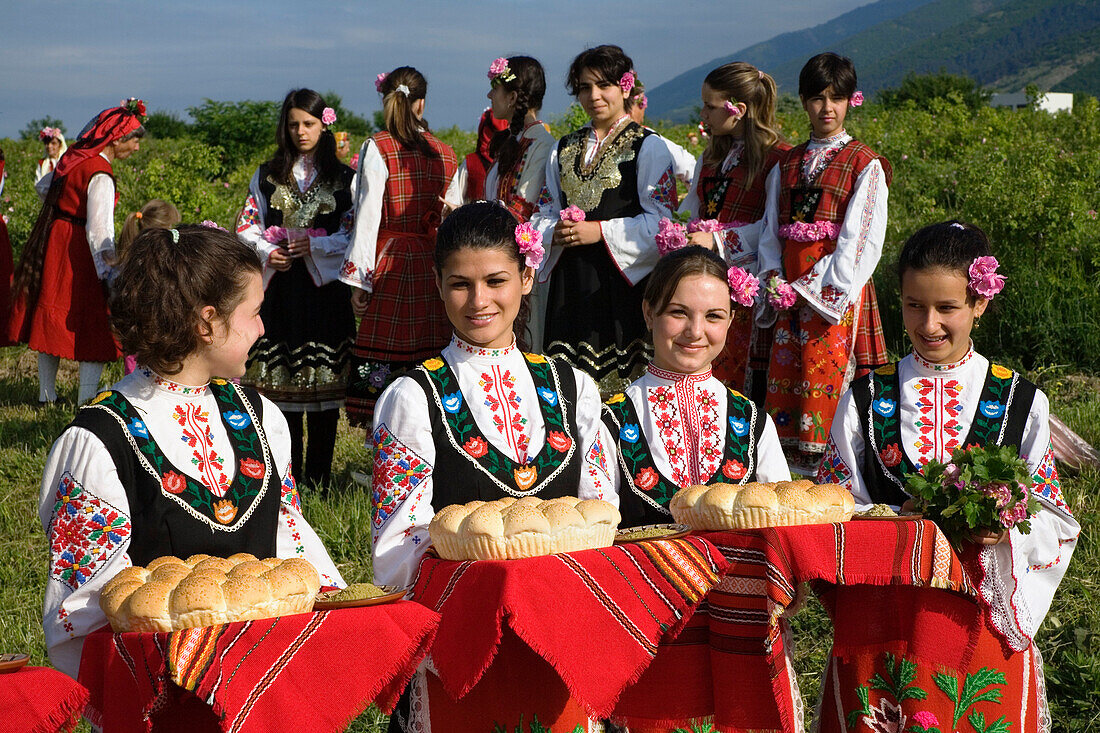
[0,345,1095,731]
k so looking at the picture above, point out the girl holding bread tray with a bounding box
[368,201,618,589]
[601,245,791,528]
[39,225,344,678]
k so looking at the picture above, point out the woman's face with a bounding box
[487,83,518,123]
[700,83,744,138]
[644,273,732,375]
[437,246,533,349]
[576,67,626,128]
[45,139,61,158]
[287,107,323,155]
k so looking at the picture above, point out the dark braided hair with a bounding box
[488,56,546,187]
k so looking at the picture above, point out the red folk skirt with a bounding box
[0,217,13,347]
[8,216,120,361]
[345,230,452,427]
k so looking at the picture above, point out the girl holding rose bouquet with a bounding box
[815,220,1080,732]
[236,89,357,489]
[677,61,790,397]
[602,246,790,528]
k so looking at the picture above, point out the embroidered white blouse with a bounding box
[370,335,618,587]
[530,116,677,287]
[39,369,345,678]
[818,347,1080,649]
[601,364,790,495]
[756,132,889,326]
[339,137,398,293]
[483,121,557,216]
[237,155,356,289]
[654,131,697,187]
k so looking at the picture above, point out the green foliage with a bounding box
[847,684,872,728]
[19,116,67,141]
[870,653,928,701]
[321,92,374,137]
[547,103,590,139]
[114,138,234,227]
[933,666,1006,728]
[879,71,991,110]
[186,99,279,173]
[144,110,192,139]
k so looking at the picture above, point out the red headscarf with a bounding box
[464,108,510,202]
[54,100,146,179]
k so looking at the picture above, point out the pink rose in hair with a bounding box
[968,256,1005,299]
[488,58,509,80]
[560,205,586,223]
[619,71,636,95]
[849,91,864,107]
[727,267,759,307]
[321,107,337,125]
[655,217,688,256]
[200,220,227,232]
[515,222,544,269]
[375,73,388,93]
[724,100,743,119]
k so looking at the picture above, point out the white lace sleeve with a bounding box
[85,173,116,280]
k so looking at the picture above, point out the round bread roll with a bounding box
[99,556,323,632]
[670,481,857,530]
[501,504,554,558]
[228,552,259,565]
[697,483,743,530]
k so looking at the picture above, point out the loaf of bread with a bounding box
[428,496,621,560]
[99,553,321,632]
[669,480,855,530]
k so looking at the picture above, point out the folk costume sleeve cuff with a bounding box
[340,139,388,293]
[676,157,706,219]
[573,369,618,506]
[86,173,116,281]
[444,160,468,210]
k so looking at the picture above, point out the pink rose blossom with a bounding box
[943,463,960,482]
[560,205,586,223]
[262,226,287,244]
[849,91,864,107]
[778,220,840,242]
[619,71,636,95]
[766,276,797,310]
[688,219,722,233]
[724,100,743,119]
[1088,209,1097,219]
[968,256,1005,299]
[321,107,337,125]
[912,711,938,728]
[200,220,227,232]
[514,222,544,269]
[727,267,759,307]
[488,57,509,79]
[655,218,688,256]
[636,94,648,110]
[349,153,360,170]
[375,73,388,93]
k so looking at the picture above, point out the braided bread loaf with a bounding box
[428,496,621,560]
[670,480,856,530]
[99,553,321,632]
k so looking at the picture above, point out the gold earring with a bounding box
[974,316,981,328]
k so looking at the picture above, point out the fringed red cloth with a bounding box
[409,537,727,720]
[77,601,439,733]
[614,519,982,732]
[0,665,88,733]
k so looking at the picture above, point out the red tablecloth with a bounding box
[410,536,728,722]
[78,600,439,733]
[0,665,88,733]
[614,519,983,732]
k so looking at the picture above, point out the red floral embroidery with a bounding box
[546,430,572,452]
[879,443,903,467]
[635,467,659,491]
[239,457,265,479]
[463,436,489,458]
[174,403,230,497]
[162,471,187,494]
[722,459,747,480]
[912,378,964,466]
[480,367,530,462]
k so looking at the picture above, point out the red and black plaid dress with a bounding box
[345,131,458,427]
[694,143,790,395]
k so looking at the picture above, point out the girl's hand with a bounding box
[968,528,1010,546]
[687,231,716,250]
[350,287,371,317]
[555,220,601,248]
[268,249,293,271]
[285,230,311,258]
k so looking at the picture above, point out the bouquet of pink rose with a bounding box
[904,445,1038,546]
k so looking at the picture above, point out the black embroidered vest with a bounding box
[407,354,583,508]
[602,388,765,528]
[851,361,1037,506]
[68,381,280,566]
[257,162,355,234]
[556,122,651,221]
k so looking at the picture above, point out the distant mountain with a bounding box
[647,0,1100,123]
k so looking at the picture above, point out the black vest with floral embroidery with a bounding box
[601,388,765,528]
[407,354,583,507]
[851,361,1037,506]
[67,381,280,566]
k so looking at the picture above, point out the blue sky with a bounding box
[0,0,870,138]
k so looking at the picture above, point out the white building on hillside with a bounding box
[990,91,1073,113]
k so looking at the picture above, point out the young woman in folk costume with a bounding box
[236,89,356,488]
[756,53,891,473]
[531,44,677,396]
[35,126,67,186]
[9,100,147,405]
[601,246,789,528]
[341,67,458,426]
[815,222,1078,732]
[678,62,790,399]
[39,225,344,679]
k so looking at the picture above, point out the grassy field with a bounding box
[0,345,1095,731]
